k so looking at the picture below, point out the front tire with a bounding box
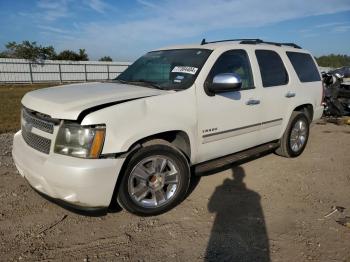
[117,144,190,216]
[275,111,310,158]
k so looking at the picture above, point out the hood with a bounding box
[21,82,168,120]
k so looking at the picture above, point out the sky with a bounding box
[0,0,350,61]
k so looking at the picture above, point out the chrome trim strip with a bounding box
[202,118,283,144]
[203,122,261,138]
[261,118,283,129]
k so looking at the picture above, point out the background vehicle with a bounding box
[322,70,350,117]
[12,39,324,216]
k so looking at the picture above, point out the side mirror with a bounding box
[207,73,242,95]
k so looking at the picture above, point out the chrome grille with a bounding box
[21,107,57,154]
[22,108,54,134]
[22,125,51,154]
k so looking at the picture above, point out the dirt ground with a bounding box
[0,122,349,262]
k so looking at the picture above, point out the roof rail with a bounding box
[240,39,302,49]
[200,38,263,45]
[200,38,302,49]
[281,43,302,49]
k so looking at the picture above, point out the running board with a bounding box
[194,142,279,175]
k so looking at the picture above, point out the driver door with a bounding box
[196,49,262,163]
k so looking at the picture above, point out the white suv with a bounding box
[12,39,324,216]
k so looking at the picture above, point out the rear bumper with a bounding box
[12,131,125,208]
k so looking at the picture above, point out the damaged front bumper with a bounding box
[12,131,125,209]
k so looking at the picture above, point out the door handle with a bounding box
[246,99,260,105]
[285,91,296,98]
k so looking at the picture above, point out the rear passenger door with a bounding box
[254,50,292,143]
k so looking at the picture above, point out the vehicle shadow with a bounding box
[204,165,270,262]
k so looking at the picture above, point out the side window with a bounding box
[286,52,321,82]
[255,50,289,87]
[208,49,254,90]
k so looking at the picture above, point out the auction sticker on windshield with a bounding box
[172,66,198,75]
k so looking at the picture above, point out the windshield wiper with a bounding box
[127,79,164,90]
[113,79,128,84]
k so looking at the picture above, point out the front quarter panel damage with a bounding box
[81,88,198,163]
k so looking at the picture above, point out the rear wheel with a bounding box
[275,111,310,158]
[117,144,190,216]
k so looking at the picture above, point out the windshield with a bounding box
[116,49,212,90]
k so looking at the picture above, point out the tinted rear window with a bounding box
[286,52,321,82]
[255,50,289,87]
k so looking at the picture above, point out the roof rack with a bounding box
[200,38,302,49]
[201,38,263,45]
[281,43,302,49]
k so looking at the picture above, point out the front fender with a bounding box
[81,88,198,163]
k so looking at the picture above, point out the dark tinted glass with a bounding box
[208,49,254,90]
[255,50,288,87]
[286,52,321,82]
[117,49,212,90]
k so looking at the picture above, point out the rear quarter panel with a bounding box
[278,50,323,138]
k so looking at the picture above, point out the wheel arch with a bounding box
[124,130,192,163]
[279,103,314,139]
[108,130,193,211]
[293,103,314,123]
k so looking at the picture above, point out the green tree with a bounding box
[316,54,350,68]
[56,49,89,61]
[40,46,56,60]
[0,41,56,60]
[78,49,89,61]
[55,50,79,60]
[0,41,91,61]
[0,51,8,58]
[99,56,113,62]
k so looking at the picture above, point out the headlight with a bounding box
[54,123,105,158]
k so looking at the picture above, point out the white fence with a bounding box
[0,58,131,83]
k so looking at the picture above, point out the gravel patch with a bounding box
[0,132,15,171]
